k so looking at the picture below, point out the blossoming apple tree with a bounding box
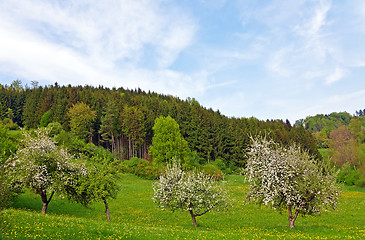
[153,161,231,227]
[245,136,340,228]
[6,128,88,214]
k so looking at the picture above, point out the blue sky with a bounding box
[1,0,365,123]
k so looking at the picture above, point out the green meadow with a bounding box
[1,174,364,239]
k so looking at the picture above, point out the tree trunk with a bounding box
[42,202,48,214]
[189,210,198,227]
[288,205,299,228]
[103,198,111,222]
[111,131,115,158]
[40,190,55,214]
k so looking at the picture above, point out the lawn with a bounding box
[1,174,364,239]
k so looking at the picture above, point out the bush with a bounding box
[47,122,63,137]
[213,159,226,170]
[182,151,202,170]
[337,163,365,187]
[121,157,162,180]
[1,118,18,130]
[200,164,224,180]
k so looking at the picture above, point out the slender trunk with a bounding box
[132,140,135,158]
[111,131,115,157]
[189,210,198,227]
[42,202,48,214]
[288,205,299,228]
[40,190,55,214]
[128,137,131,159]
[103,197,111,222]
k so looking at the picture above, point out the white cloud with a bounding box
[294,0,331,37]
[325,67,346,85]
[0,0,199,93]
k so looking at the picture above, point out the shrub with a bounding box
[337,163,365,187]
[121,157,162,180]
[1,118,18,130]
[200,164,224,180]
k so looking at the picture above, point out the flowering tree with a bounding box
[245,136,340,228]
[6,128,87,214]
[153,161,231,227]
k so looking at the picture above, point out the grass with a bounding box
[1,174,365,239]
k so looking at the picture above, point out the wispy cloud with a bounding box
[294,0,331,37]
[325,67,346,85]
[0,0,200,94]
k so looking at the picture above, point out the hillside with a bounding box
[0,82,320,168]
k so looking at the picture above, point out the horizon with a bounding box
[1,1,365,123]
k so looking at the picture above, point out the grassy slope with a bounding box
[1,174,364,239]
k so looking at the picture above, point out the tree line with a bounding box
[0,81,320,168]
[296,111,365,186]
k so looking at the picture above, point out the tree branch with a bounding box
[47,190,55,203]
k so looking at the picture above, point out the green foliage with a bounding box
[0,125,20,208]
[149,116,190,164]
[0,162,17,209]
[67,102,96,141]
[298,112,353,132]
[120,157,162,180]
[337,163,365,187]
[1,118,19,130]
[39,110,51,127]
[76,156,121,221]
[47,122,63,137]
[0,125,19,163]
[0,83,321,168]
[200,163,224,180]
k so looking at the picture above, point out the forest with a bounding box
[0,80,319,169]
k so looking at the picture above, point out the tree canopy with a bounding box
[6,128,88,214]
[149,116,190,164]
[0,82,322,168]
[245,136,340,228]
[153,161,231,227]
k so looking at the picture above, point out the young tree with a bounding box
[149,116,190,164]
[329,125,359,168]
[67,102,96,142]
[153,161,231,227]
[245,136,340,228]
[77,157,120,222]
[6,128,88,214]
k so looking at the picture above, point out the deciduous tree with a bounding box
[67,102,96,142]
[77,153,120,222]
[153,161,231,227]
[245,136,340,228]
[6,128,88,214]
[149,116,190,164]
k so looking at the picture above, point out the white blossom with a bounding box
[245,136,340,227]
[152,160,231,226]
[5,128,87,205]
